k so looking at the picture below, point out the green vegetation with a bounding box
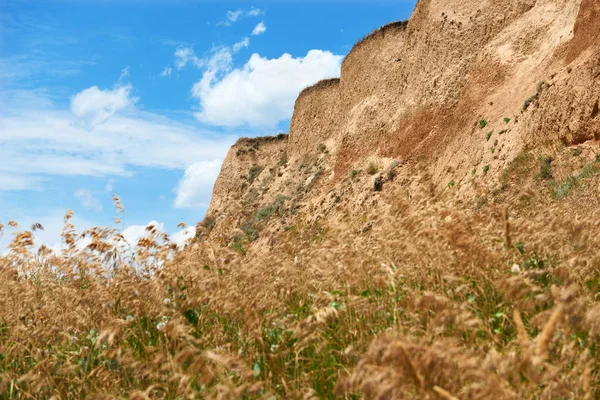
[486,131,493,141]
[478,119,488,129]
[504,117,511,124]
[537,80,545,93]
[318,143,327,153]
[279,151,288,167]
[539,156,553,180]
[248,165,264,183]
[483,165,490,175]
[448,180,456,188]
[350,169,360,180]
[366,162,380,175]
[552,162,600,199]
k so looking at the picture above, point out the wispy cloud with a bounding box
[75,189,103,212]
[0,89,235,205]
[232,37,250,52]
[218,7,264,26]
[160,66,173,77]
[252,22,267,36]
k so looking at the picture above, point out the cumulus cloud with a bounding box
[252,22,267,36]
[122,221,164,247]
[70,84,135,128]
[75,189,102,212]
[170,226,196,249]
[174,160,223,209]
[192,50,343,128]
[122,221,195,249]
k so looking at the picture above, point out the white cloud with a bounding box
[232,37,250,52]
[218,8,264,26]
[246,7,264,17]
[0,210,95,254]
[175,47,202,70]
[0,90,236,196]
[75,189,102,212]
[192,50,343,128]
[119,66,130,81]
[70,84,135,128]
[170,226,196,249]
[160,66,173,77]
[227,9,243,23]
[122,220,164,247]
[174,160,223,209]
[252,22,267,36]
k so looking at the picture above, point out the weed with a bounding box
[551,162,600,199]
[539,156,553,180]
[350,169,360,180]
[478,119,488,129]
[448,180,456,188]
[232,235,246,255]
[279,151,288,167]
[483,165,490,175]
[504,117,511,124]
[523,93,539,111]
[486,131,493,141]
[249,165,264,184]
[367,162,380,175]
[537,80,545,93]
[472,168,477,176]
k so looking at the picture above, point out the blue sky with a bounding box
[0,0,416,250]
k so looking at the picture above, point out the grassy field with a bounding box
[0,154,599,399]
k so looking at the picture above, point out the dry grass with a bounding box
[0,156,599,399]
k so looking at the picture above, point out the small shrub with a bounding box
[373,176,383,192]
[478,119,488,129]
[367,162,380,175]
[595,154,600,163]
[537,80,545,93]
[472,168,477,176]
[448,180,456,188]
[279,151,288,167]
[539,156,553,180]
[350,169,360,180]
[486,131,493,141]
[504,117,511,124]
[232,235,246,255]
[483,165,490,175]
[523,94,538,111]
[386,161,401,181]
[248,165,263,184]
[200,216,216,231]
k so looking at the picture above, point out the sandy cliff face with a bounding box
[203,0,599,246]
